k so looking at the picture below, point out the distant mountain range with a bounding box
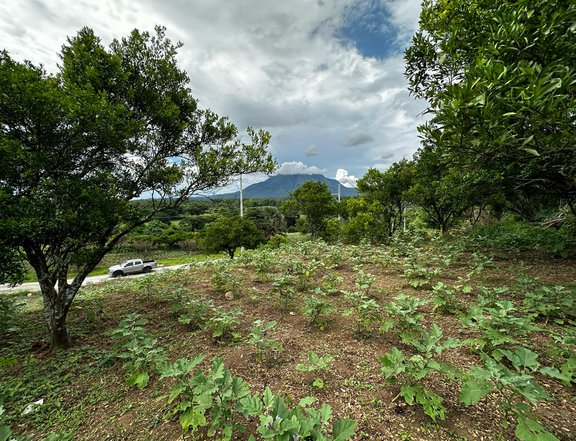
[204,174,357,199]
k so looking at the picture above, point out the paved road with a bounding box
[0,264,193,294]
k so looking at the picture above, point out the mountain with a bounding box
[208,174,357,199]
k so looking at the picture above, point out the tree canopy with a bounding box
[200,216,264,259]
[405,0,576,215]
[0,27,275,348]
[282,181,337,240]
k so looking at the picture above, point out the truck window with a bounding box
[125,262,133,267]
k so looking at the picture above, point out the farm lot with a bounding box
[1,238,575,441]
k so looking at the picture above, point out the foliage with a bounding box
[354,161,414,239]
[461,300,539,354]
[204,307,243,344]
[470,218,576,257]
[271,274,297,308]
[522,285,575,324]
[380,294,431,344]
[380,324,461,422]
[302,295,335,330]
[342,291,381,339]
[0,27,275,348]
[247,320,283,363]
[405,0,576,214]
[177,298,214,330]
[0,395,10,441]
[0,295,25,336]
[159,355,250,438]
[296,351,334,389]
[211,264,243,296]
[107,313,167,389]
[460,348,559,441]
[201,216,265,259]
[240,388,357,441]
[159,356,357,441]
[282,181,337,239]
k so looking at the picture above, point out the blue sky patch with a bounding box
[338,1,400,59]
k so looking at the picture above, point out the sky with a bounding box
[0,0,426,191]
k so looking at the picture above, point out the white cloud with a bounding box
[0,0,427,186]
[276,161,326,175]
[335,169,358,187]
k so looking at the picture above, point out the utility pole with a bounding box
[239,174,244,218]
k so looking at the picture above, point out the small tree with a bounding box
[281,181,336,239]
[355,160,414,238]
[201,216,265,258]
[0,27,275,348]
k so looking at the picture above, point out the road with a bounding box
[0,264,192,294]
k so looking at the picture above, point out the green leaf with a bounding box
[400,383,416,405]
[515,416,559,441]
[179,409,206,432]
[298,396,316,407]
[523,148,540,156]
[239,395,263,416]
[0,425,12,441]
[127,371,149,389]
[332,418,357,441]
[460,378,493,405]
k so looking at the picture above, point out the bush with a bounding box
[470,217,576,257]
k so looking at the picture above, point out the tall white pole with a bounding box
[239,174,244,218]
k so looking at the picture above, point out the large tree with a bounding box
[282,181,337,240]
[405,0,576,214]
[200,216,265,259]
[355,160,414,238]
[0,27,275,348]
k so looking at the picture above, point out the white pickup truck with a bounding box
[108,259,157,277]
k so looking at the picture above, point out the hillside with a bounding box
[213,174,357,199]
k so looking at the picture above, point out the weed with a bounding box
[107,313,166,389]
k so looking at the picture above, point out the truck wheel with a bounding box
[143,266,152,273]
[112,270,123,278]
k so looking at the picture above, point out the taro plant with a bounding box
[296,351,335,389]
[205,307,243,344]
[379,323,462,422]
[247,320,283,363]
[159,355,251,439]
[302,295,335,330]
[239,388,357,441]
[380,293,430,344]
[460,348,559,441]
[461,300,539,354]
[107,313,167,389]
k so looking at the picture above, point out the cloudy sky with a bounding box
[0,0,426,190]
